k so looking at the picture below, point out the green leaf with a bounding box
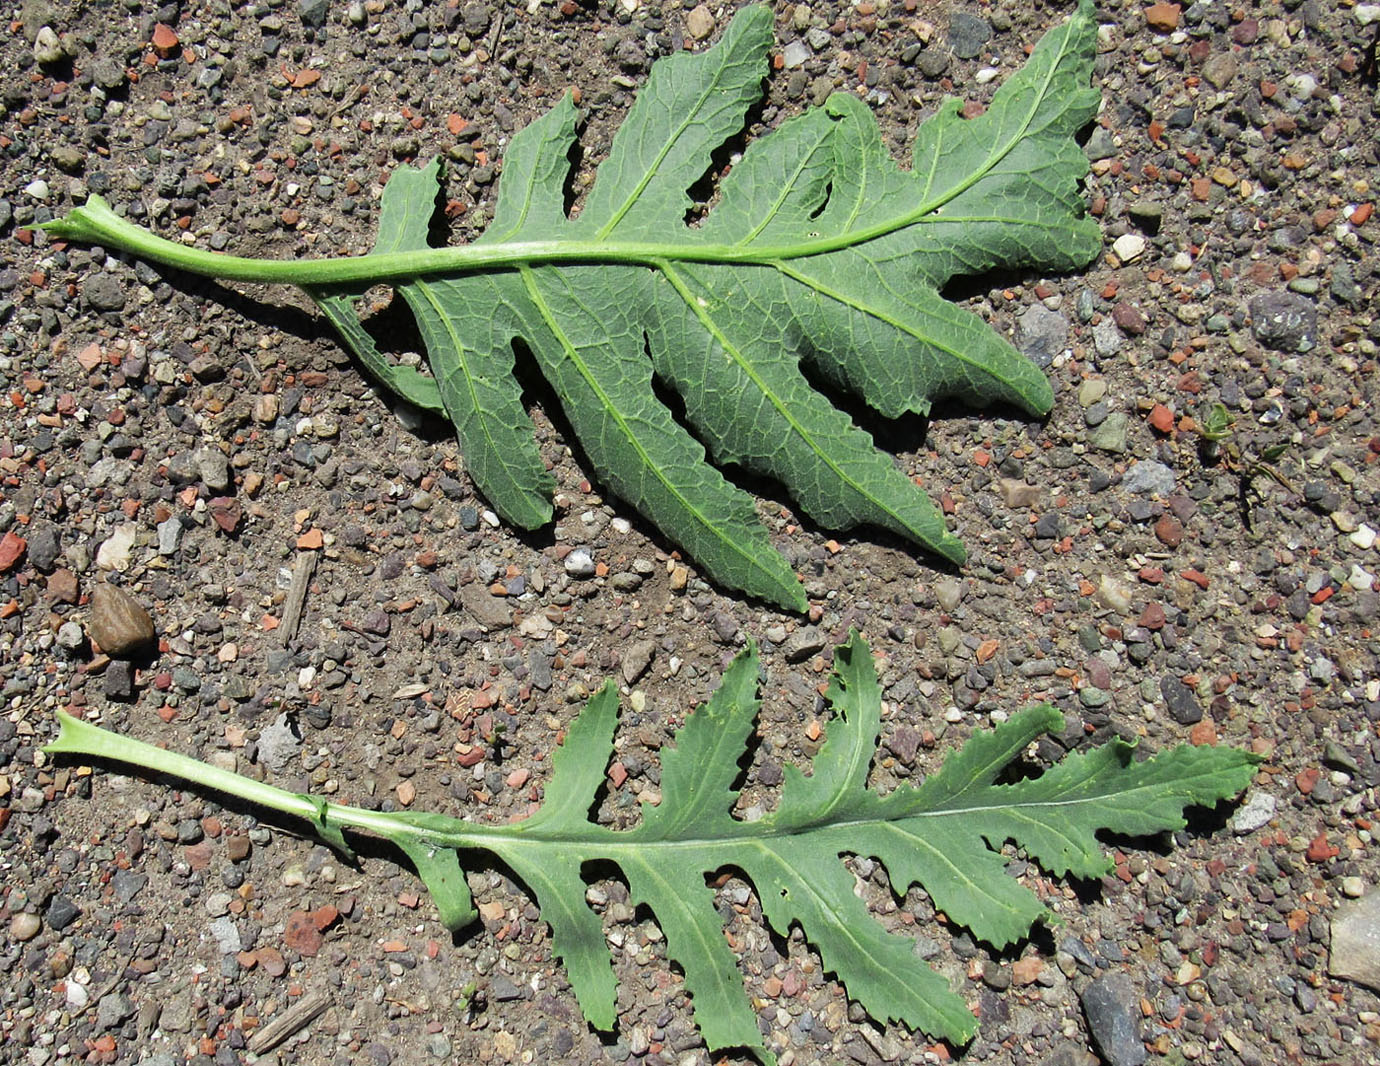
[49,628,1258,1064]
[40,2,1101,608]
[394,840,475,930]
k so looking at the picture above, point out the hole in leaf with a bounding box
[681,93,769,227]
[808,180,832,221]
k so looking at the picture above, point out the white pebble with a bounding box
[1351,524,1376,550]
[564,549,596,578]
[1112,233,1146,263]
[24,179,50,201]
[66,982,89,1010]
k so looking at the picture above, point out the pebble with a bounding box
[1079,379,1107,407]
[782,40,810,69]
[87,583,156,658]
[56,621,85,651]
[1230,791,1277,834]
[1093,317,1124,356]
[9,912,41,941]
[685,5,715,41]
[26,526,59,571]
[1159,674,1203,725]
[1111,234,1146,263]
[621,638,655,682]
[1096,575,1132,613]
[1111,301,1148,335]
[934,578,963,612]
[1329,891,1380,992]
[96,992,135,1030]
[157,517,184,555]
[1119,460,1175,496]
[1015,304,1070,368]
[257,712,304,772]
[1202,52,1237,88]
[208,916,241,955]
[1087,411,1129,453]
[1249,291,1317,353]
[45,896,80,931]
[996,478,1042,509]
[783,628,826,663]
[948,13,992,59]
[95,523,138,571]
[298,0,328,28]
[563,550,596,578]
[33,25,66,65]
[196,447,233,493]
[101,659,134,700]
[82,273,126,312]
[1081,972,1148,1066]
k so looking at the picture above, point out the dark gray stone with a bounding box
[91,58,127,90]
[1160,674,1203,725]
[948,12,992,59]
[45,895,81,930]
[112,870,148,902]
[297,0,328,27]
[1015,304,1069,368]
[918,47,950,77]
[1248,291,1317,352]
[26,524,59,571]
[1080,972,1147,1066]
[82,273,126,311]
[103,660,135,700]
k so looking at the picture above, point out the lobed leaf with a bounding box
[43,2,1105,610]
[48,629,1258,1064]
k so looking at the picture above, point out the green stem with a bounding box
[38,185,962,289]
[45,710,443,844]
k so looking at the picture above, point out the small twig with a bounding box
[55,957,132,1042]
[486,9,504,58]
[330,81,370,119]
[248,989,333,1054]
[280,551,318,646]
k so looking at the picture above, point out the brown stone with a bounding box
[0,531,25,573]
[1154,514,1184,548]
[283,910,325,956]
[1144,3,1181,32]
[1111,301,1148,335]
[208,497,243,534]
[87,583,156,657]
[47,567,79,604]
[150,23,179,59]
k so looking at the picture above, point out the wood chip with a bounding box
[279,551,317,646]
[247,990,332,1054]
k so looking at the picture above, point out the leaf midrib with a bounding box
[516,265,783,591]
[345,780,1206,860]
[658,261,927,540]
[52,21,1082,292]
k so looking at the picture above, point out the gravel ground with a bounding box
[2,1,1380,1064]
